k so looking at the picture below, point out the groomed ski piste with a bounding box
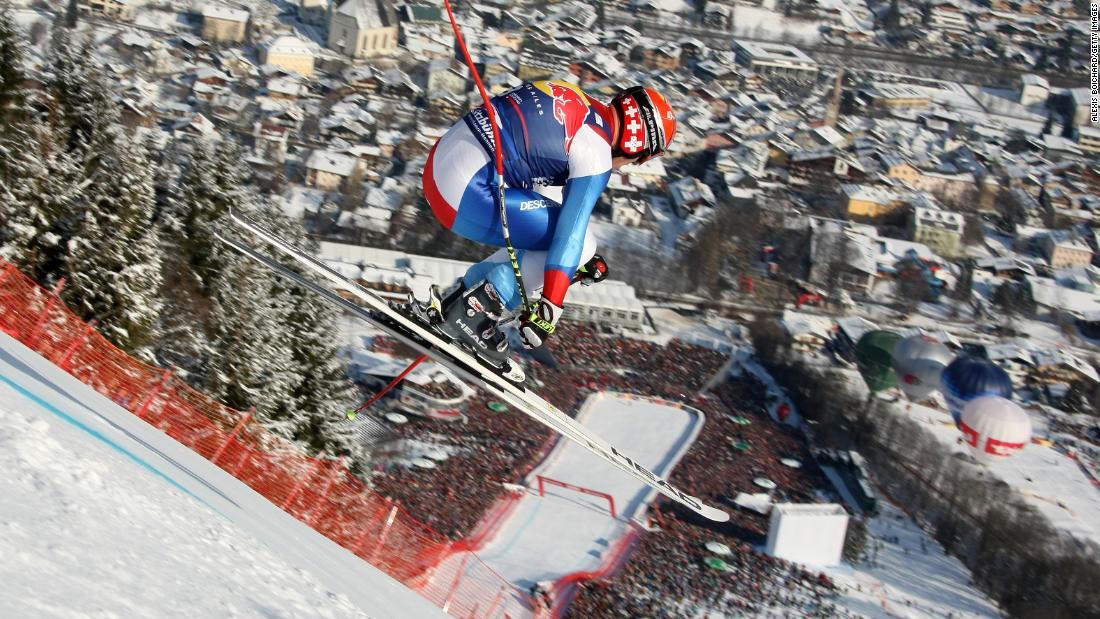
[424,392,704,608]
[0,331,444,618]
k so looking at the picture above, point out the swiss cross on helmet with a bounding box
[610,86,676,162]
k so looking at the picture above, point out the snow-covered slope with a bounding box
[0,332,443,618]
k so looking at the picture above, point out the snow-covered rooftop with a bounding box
[202,4,249,22]
[265,36,314,57]
[734,40,816,65]
[1027,276,1100,318]
[306,150,357,176]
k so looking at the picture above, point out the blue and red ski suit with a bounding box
[422,81,614,310]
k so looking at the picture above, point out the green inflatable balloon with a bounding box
[704,557,730,571]
[855,330,902,393]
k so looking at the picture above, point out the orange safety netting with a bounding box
[0,260,533,618]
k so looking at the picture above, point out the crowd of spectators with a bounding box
[566,379,844,617]
[367,389,553,539]
[364,322,847,615]
[567,523,849,618]
[407,376,464,401]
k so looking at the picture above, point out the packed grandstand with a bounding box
[365,322,850,616]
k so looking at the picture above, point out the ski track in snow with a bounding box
[0,401,368,619]
[0,332,445,619]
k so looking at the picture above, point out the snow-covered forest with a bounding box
[0,9,363,462]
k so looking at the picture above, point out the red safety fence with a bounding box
[547,523,643,618]
[0,259,533,618]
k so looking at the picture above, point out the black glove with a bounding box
[572,254,609,286]
[519,297,563,349]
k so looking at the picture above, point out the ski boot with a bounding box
[410,279,525,384]
[403,282,448,327]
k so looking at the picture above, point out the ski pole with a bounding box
[347,354,428,419]
[442,0,532,315]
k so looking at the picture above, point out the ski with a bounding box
[218,211,729,522]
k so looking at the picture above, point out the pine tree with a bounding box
[59,135,163,353]
[163,140,251,295]
[157,137,356,451]
[281,287,360,455]
[155,140,234,385]
[157,138,261,383]
[0,125,42,261]
[46,30,117,164]
[0,7,27,124]
[35,37,144,298]
[63,0,79,29]
[1,118,81,275]
[157,138,297,414]
[258,212,359,457]
[153,141,214,380]
[0,8,39,263]
[204,254,297,417]
[46,23,81,138]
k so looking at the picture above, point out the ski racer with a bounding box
[415,80,676,372]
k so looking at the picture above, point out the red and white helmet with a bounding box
[610,86,676,161]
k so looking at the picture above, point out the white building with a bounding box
[732,40,819,82]
[1039,231,1095,269]
[317,242,649,330]
[201,5,249,43]
[1019,74,1049,108]
[610,196,647,227]
[328,0,399,58]
[1070,88,1093,128]
[79,0,132,20]
[424,59,468,96]
[260,36,315,77]
[766,503,849,567]
[909,206,963,258]
[305,150,359,192]
[808,219,878,295]
[1077,125,1100,155]
[928,2,970,32]
[562,280,647,330]
[668,176,716,217]
[780,310,834,353]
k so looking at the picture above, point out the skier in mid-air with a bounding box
[412,81,677,374]
[218,83,729,522]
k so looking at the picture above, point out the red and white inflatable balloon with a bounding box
[958,396,1031,460]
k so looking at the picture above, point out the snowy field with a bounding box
[428,393,703,593]
[827,500,1002,619]
[645,306,741,352]
[821,361,1100,544]
[0,333,443,618]
[731,5,823,43]
[898,400,1100,546]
